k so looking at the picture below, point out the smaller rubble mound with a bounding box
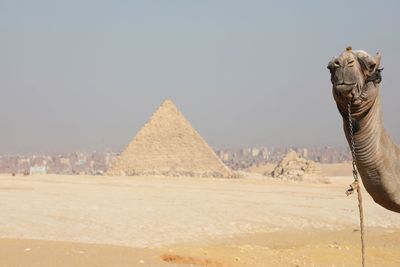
[268,149,329,183]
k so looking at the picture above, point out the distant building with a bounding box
[60,158,70,165]
[29,166,47,175]
[251,148,260,157]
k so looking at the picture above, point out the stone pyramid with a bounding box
[269,149,328,183]
[108,100,232,177]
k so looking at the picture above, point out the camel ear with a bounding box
[356,51,380,76]
[374,52,381,70]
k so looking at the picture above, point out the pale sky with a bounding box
[1,0,399,154]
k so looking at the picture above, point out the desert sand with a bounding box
[247,162,353,177]
[1,171,400,266]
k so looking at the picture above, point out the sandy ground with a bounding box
[316,163,353,177]
[247,162,353,177]
[1,173,400,266]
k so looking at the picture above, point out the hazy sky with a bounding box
[1,0,399,154]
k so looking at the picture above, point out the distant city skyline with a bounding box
[0,145,352,175]
[1,1,400,154]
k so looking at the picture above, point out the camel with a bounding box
[328,47,400,213]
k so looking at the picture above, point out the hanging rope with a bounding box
[345,102,366,267]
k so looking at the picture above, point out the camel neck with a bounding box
[344,93,400,212]
[344,95,384,185]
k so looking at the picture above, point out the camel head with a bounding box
[328,47,382,113]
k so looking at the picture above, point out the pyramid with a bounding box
[108,100,232,177]
[269,149,329,183]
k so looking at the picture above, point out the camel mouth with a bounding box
[333,84,361,103]
[333,83,357,93]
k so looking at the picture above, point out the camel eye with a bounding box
[348,59,355,67]
[369,63,376,71]
[327,62,335,72]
